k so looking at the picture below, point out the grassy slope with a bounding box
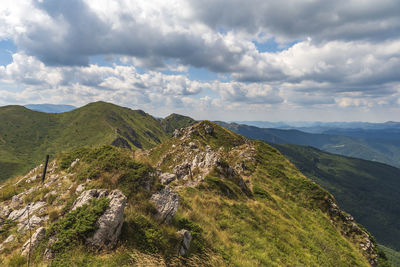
[161,113,196,135]
[218,122,400,168]
[274,144,400,252]
[145,122,374,266]
[0,102,170,182]
[380,245,400,267]
[0,123,377,266]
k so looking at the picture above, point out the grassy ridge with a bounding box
[0,102,172,182]
[274,144,400,252]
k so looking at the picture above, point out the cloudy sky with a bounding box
[1,0,400,121]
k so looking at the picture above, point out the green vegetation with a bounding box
[45,198,110,255]
[274,144,400,252]
[379,245,400,267]
[0,102,171,182]
[161,113,196,135]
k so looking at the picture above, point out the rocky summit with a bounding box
[0,120,386,266]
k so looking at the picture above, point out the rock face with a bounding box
[21,227,46,256]
[150,187,179,224]
[72,189,127,250]
[177,229,192,256]
[159,173,176,185]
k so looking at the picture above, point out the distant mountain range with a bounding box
[234,120,400,133]
[24,104,76,113]
[217,122,400,169]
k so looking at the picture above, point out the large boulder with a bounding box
[150,187,179,224]
[21,227,46,256]
[73,189,127,251]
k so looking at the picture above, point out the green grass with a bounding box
[0,101,171,182]
[274,144,400,251]
[379,245,400,267]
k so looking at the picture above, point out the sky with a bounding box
[0,0,400,121]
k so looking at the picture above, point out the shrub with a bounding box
[46,197,110,254]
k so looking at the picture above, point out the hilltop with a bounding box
[0,122,387,266]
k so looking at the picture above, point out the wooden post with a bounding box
[41,155,49,183]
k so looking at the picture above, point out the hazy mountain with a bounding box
[217,121,400,169]
[24,104,76,113]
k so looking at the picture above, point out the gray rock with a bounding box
[150,187,179,224]
[72,189,127,250]
[86,190,127,251]
[8,201,46,222]
[188,142,197,149]
[177,229,192,256]
[72,189,108,210]
[75,184,85,194]
[21,227,46,256]
[18,214,45,232]
[4,234,15,244]
[159,173,176,185]
[70,158,80,168]
[204,124,214,134]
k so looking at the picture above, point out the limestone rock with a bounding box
[8,201,46,222]
[75,184,85,194]
[70,158,80,168]
[177,229,192,256]
[72,189,108,210]
[150,187,179,224]
[18,214,45,232]
[21,227,46,256]
[86,190,127,250]
[159,173,176,185]
[72,189,127,250]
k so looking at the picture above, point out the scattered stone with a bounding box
[75,184,85,194]
[85,190,127,251]
[159,173,176,185]
[204,124,214,134]
[188,142,197,149]
[173,129,182,138]
[72,189,108,210]
[10,195,23,209]
[21,227,46,256]
[18,215,45,232]
[8,201,46,222]
[150,187,179,224]
[70,158,80,168]
[177,229,192,256]
[4,234,15,244]
[26,174,40,183]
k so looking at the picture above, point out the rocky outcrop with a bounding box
[8,201,46,222]
[159,173,176,185]
[177,229,192,256]
[325,198,378,266]
[86,190,127,250]
[72,189,109,210]
[150,187,179,224]
[21,227,46,256]
[72,189,127,250]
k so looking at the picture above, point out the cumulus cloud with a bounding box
[1,0,400,120]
